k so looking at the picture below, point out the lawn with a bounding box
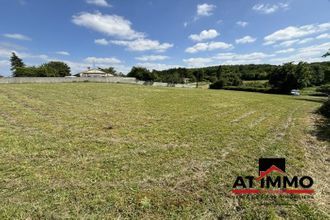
[0,83,328,219]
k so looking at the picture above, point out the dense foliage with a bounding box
[128,62,330,87]
[15,62,71,77]
[11,53,71,77]
[269,62,312,93]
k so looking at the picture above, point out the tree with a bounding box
[41,61,71,77]
[269,62,297,93]
[193,69,204,88]
[295,62,312,88]
[127,67,155,81]
[99,67,117,76]
[10,52,25,76]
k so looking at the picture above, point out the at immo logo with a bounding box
[232,158,315,195]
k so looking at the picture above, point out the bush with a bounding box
[209,80,225,89]
[319,100,330,117]
[316,84,330,96]
[243,81,269,88]
[222,86,273,93]
[209,73,242,90]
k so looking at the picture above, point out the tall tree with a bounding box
[10,52,25,76]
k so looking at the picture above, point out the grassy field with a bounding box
[0,83,328,219]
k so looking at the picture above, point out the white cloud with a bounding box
[252,2,289,14]
[215,52,273,61]
[94,38,109,45]
[185,41,233,53]
[84,56,121,64]
[72,12,145,40]
[275,48,295,54]
[270,42,330,64]
[136,62,179,71]
[197,3,216,17]
[264,22,330,45]
[189,29,219,42]
[3,33,31,41]
[183,22,188,27]
[135,55,169,62]
[0,47,13,58]
[297,37,314,45]
[183,52,274,66]
[236,21,248,27]
[183,57,215,67]
[111,38,173,52]
[86,0,111,7]
[277,39,299,47]
[56,51,70,56]
[235,35,256,44]
[316,33,330,39]
[0,60,9,67]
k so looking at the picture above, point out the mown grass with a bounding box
[0,83,328,219]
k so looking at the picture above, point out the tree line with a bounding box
[10,52,71,77]
[127,62,330,89]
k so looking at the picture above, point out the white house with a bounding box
[79,68,114,77]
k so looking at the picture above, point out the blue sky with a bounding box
[0,0,329,76]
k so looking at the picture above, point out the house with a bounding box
[79,68,114,77]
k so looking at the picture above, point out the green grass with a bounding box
[0,83,328,219]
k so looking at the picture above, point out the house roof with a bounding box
[80,69,107,74]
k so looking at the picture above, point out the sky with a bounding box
[0,0,329,76]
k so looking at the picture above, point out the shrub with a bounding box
[316,84,330,96]
[209,73,242,90]
[319,100,330,117]
[209,79,225,89]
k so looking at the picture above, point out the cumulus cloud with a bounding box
[183,57,215,67]
[264,22,330,45]
[215,52,273,61]
[86,0,111,7]
[197,3,216,17]
[135,55,169,62]
[94,38,109,45]
[270,42,330,64]
[252,2,289,14]
[73,12,173,52]
[0,47,13,58]
[185,41,233,53]
[84,56,121,64]
[316,33,330,39]
[236,21,248,27]
[56,51,70,56]
[275,48,295,54]
[111,39,173,52]
[297,37,314,45]
[189,29,219,41]
[72,12,145,40]
[136,62,179,71]
[235,36,256,44]
[3,33,31,41]
[184,52,274,66]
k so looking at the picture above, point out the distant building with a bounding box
[79,68,114,77]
